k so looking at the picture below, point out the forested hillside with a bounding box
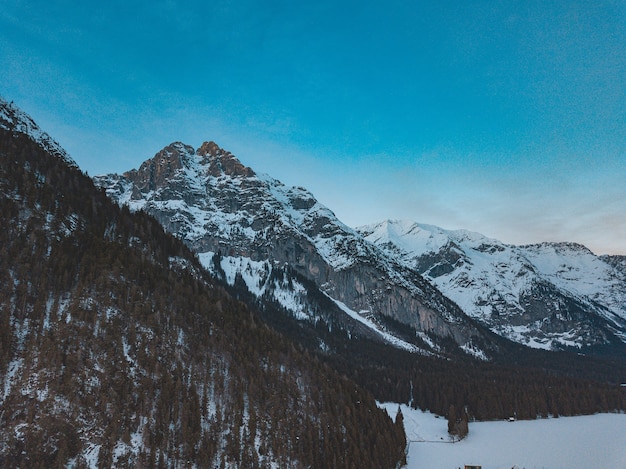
[242,288,625,422]
[0,103,406,467]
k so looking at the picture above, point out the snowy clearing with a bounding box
[379,403,626,469]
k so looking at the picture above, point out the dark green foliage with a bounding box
[219,254,625,424]
[323,335,625,422]
[0,128,406,467]
[447,404,468,439]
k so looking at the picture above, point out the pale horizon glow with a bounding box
[1,1,624,254]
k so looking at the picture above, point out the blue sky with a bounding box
[1,1,624,254]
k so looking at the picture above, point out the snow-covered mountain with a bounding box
[358,220,626,351]
[4,96,625,467]
[95,142,498,358]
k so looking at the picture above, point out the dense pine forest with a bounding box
[229,270,626,422]
[0,123,406,467]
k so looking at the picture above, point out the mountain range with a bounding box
[359,220,626,351]
[95,141,626,356]
[95,141,500,359]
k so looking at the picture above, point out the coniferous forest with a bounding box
[238,278,625,421]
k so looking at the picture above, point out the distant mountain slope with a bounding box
[0,97,406,468]
[358,220,626,351]
[95,141,500,358]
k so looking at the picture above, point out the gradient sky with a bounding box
[1,1,624,254]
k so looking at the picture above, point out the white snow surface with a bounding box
[379,403,626,469]
[523,242,626,319]
[198,251,317,321]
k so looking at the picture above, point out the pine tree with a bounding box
[394,406,407,465]
[447,404,457,435]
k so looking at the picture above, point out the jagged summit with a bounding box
[197,140,223,156]
[123,142,196,193]
[197,141,256,178]
[121,141,255,194]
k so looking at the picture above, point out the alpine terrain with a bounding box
[93,136,626,417]
[358,220,626,353]
[2,96,625,467]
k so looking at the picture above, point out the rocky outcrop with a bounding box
[197,141,256,177]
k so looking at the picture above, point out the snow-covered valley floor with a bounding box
[379,403,626,469]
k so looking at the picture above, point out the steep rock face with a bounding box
[95,143,496,355]
[127,142,194,194]
[358,220,626,350]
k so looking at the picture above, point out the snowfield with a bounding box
[379,403,626,469]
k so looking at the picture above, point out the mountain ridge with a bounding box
[96,140,626,356]
[0,96,77,170]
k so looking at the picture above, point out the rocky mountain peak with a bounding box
[523,241,595,256]
[197,140,224,157]
[197,140,255,178]
[600,254,626,273]
[123,141,195,193]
